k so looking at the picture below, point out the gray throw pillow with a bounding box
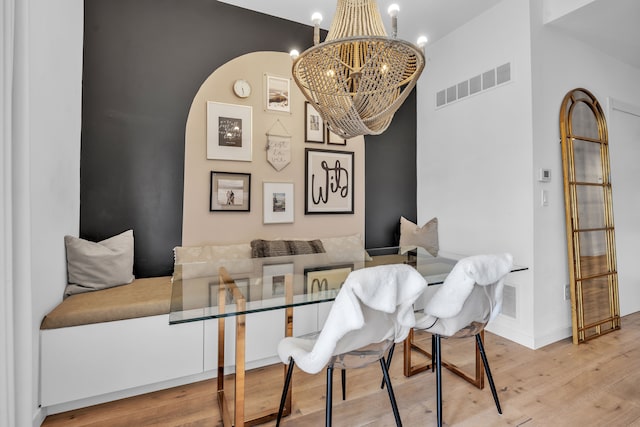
[250,239,325,258]
[64,229,135,297]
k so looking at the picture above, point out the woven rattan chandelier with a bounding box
[292,0,425,139]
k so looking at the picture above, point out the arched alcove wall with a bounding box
[182,51,365,246]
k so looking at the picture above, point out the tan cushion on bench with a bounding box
[41,276,172,329]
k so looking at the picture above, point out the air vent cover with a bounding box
[436,62,512,109]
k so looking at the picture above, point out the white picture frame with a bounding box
[263,182,294,224]
[265,74,291,113]
[262,263,294,298]
[207,101,252,161]
[305,102,325,143]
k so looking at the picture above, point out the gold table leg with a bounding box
[403,329,485,389]
[217,268,293,426]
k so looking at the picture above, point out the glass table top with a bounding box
[169,247,526,324]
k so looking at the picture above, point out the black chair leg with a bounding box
[276,358,296,427]
[341,369,346,400]
[434,334,442,427]
[475,334,502,414]
[380,342,396,389]
[326,364,333,427]
[380,358,402,427]
[431,334,435,372]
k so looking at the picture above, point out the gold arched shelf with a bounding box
[559,88,620,344]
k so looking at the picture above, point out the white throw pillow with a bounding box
[398,216,439,257]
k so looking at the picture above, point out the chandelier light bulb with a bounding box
[290,49,300,59]
[417,35,428,48]
[387,4,399,38]
[311,12,323,45]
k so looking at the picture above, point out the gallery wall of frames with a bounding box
[182,51,366,247]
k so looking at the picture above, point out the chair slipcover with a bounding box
[415,253,513,337]
[277,263,428,374]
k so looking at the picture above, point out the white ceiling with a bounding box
[218,0,640,70]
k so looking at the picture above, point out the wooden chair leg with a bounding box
[475,334,502,414]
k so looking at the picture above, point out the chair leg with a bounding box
[276,358,296,427]
[341,369,346,400]
[434,334,442,427]
[379,358,403,427]
[380,342,396,389]
[431,334,435,372]
[326,364,334,427]
[475,334,502,414]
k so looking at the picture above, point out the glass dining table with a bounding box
[169,247,525,427]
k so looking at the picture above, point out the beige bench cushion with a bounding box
[41,276,172,329]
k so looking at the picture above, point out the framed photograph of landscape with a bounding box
[210,171,251,212]
[305,148,354,214]
[206,101,252,161]
[263,182,294,224]
[305,102,325,143]
[265,74,290,113]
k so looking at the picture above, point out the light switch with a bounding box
[541,190,549,207]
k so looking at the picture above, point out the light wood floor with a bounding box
[42,312,640,426]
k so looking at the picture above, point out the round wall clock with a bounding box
[233,79,251,98]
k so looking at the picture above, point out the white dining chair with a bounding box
[275,263,428,427]
[414,253,513,427]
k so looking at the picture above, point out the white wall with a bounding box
[608,101,640,316]
[418,0,640,349]
[24,0,82,424]
[530,0,640,344]
[417,0,536,347]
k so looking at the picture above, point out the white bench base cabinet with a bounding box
[40,303,330,415]
[40,314,202,410]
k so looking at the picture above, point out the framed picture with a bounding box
[206,101,252,161]
[304,264,354,294]
[265,74,290,113]
[305,148,354,214]
[210,278,250,307]
[263,182,294,224]
[262,263,294,298]
[305,102,325,143]
[210,171,250,212]
[327,128,347,146]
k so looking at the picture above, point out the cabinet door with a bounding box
[203,304,319,372]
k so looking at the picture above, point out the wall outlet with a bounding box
[564,283,571,301]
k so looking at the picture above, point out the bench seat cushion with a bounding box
[41,276,172,329]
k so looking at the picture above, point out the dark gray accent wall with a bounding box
[364,90,417,248]
[81,0,416,277]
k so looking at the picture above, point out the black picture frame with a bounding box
[303,264,354,294]
[305,148,354,214]
[209,171,251,212]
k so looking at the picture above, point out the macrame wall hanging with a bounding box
[265,119,291,171]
